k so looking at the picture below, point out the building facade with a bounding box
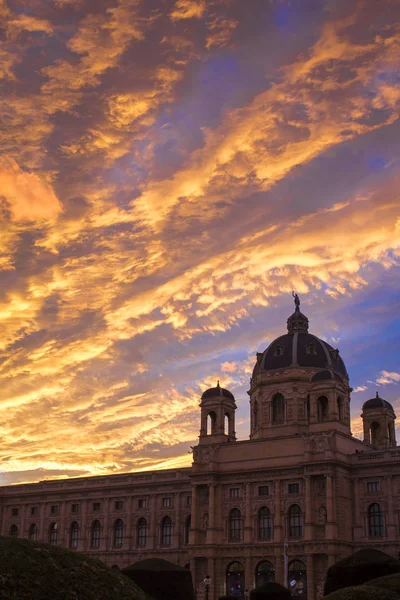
[1,298,399,600]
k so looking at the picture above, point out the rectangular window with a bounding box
[367,481,380,493]
[288,483,300,494]
[230,488,240,499]
[92,502,101,512]
[138,499,147,509]
[186,495,191,506]
[31,506,39,516]
[50,505,58,515]
[11,508,19,517]
[259,486,269,496]
[162,497,171,508]
[71,504,80,514]
[115,500,123,510]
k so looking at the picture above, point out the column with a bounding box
[80,499,87,551]
[245,556,252,596]
[20,504,26,539]
[60,501,67,546]
[174,492,181,547]
[306,554,315,600]
[189,485,197,545]
[386,476,395,540]
[208,557,215,600]
[244,483,252,543]
[352,478,362,541]
[149,495,156,549]
[207,484,215,544]
[274,480,282,542]
[103,498,110,551]
[305,476,312,540]
[39,504,46,542]
[126,496,133,550]
[325,475,336,539]
[190,559,196,595]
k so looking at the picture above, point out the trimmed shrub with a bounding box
[0,536,150,600]
[122,557,195,600]
[323,584,398,600]
[324,549,400,595]
[365,573,400,596]
[250,582,291,599]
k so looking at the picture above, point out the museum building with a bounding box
[1,298,399,600]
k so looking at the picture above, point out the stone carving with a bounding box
[194,446,216,464]
[303,433,333,453]
[318,506,327,524]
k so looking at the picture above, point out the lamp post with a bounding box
[204,575,211,600]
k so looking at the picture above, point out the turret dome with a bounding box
[201,381,235,401]
[362,392,394,412]
[252,295,348,380]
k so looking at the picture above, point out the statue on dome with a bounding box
[292,291,300,310]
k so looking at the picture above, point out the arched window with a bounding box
[49,522,58,545]
[337,397,344,421]
[225,413,230,435]
[207,412,216,435]
[226,562,245,598]
[255,561,275,587]
[288,504,303,538]
[137,517,147,547]
[9,524,18,538]
[184,515,191,545]
[368,503,385,537]
[317,396,329,421]
[161,516,172,546]
[272,393,284,423]
[253,400,259,429]
[288,560,307,597]
[370,422,380,447]
[113,519,124,547]
[91,520,101,548]
[29,523,38,541]
[69,521,79,548]
[258,506,272,540]
[229,508,242,541]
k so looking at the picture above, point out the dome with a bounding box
[253,295,348,379]
[362,392,394,412]
[201,381,235,401]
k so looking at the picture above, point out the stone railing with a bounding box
[354,449,400,462]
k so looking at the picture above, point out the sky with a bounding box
[0,0,400,485]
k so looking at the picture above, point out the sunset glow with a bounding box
[1,0,400,484]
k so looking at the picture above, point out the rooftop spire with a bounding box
[287,293,309,334]
[292,291,300,311]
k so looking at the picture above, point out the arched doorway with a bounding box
[226,561,245,599]
[288,560,307,597]
[255,561,275,587]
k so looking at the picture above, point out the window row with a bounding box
[226,560,306,597]
[8,496,191,518]
[8,516,187,548]
[228,505,304,541]
[254,394,345,425]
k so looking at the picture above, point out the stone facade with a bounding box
[1,300,399,600]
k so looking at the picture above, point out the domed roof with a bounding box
[201,381,235,401]
[253,295,348,379]
[362,392,394,412]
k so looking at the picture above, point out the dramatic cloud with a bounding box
[0,0,400,483]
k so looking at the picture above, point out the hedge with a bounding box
[323,584,399,600]
[324,549,400,595]
[0,536,150,600]
[122,558,195,600]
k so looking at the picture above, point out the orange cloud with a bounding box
[0,157,62,222]
[170,0,206,21]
